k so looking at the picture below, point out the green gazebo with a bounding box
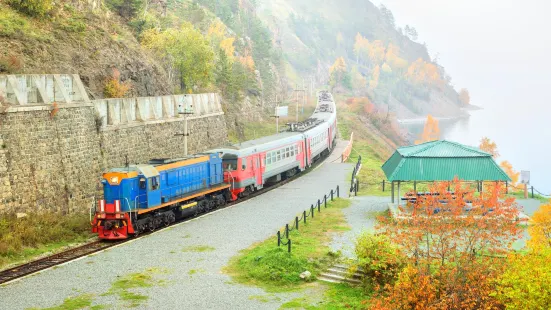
[382,140,511,203]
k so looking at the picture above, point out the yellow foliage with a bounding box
[415,114,439,144]
[479,137,500,158]
[381,62,392,73]
[528,201,551,250]
[353,33,369,63]
[207,20,226,41]
[219,37,235,60]
[384,43,408,71]
[406,58,443,87]
[500,160,519,185]
[103,68,131,98]
[367,40,385,65]
[368,65,380,91]
[330,57,347,74]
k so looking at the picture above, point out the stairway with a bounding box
[318,264,364,285]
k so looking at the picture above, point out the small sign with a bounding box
[275,106,288,117]
[520,170,530,184]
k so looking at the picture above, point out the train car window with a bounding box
[286,148,290,157]
[149,176,160,191]
[241,158,247,171]
[277,151,281,161]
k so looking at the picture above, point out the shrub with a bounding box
[7,0,53,17]
[492,249,551,309]
[354,232,405,292]
[0,55,22,73]
[103,68,132,98]
[104,0,143,20]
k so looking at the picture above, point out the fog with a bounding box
[372,0,551,193]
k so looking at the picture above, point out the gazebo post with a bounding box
[397,181,401,206]
[391,181,395,203]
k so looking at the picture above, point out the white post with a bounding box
[295,84,299,123]
[184,112,188,156]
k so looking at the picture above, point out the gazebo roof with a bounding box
[382,140,511,182]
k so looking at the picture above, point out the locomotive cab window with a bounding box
[149,176,160,191]
[139,178,146,189]
[222,153,238,171]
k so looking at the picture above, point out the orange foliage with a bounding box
[500,160,520,185]
[415,114,439,144]
[238,55,255,71]
[367,40,385,65]
[103,68,131,98]
[384,43,408,72]
[49,102,59,119]
[479,137,499,158]
[406,58,443,87]
[372,179,522,309]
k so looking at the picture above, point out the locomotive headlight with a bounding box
[111,177,119,184]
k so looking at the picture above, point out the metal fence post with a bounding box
[356,179,359,195]
[317,199,321,211]
[331,190,334,201]
[337,185,340,198]
[382,180,385,192]
[303,210,307,224]
[311,205,314,218]
[288,239,292,253]
[295,216,299,231]
[531,186,534,198]
[324,195,327,208]
[285,223,289,239]
[277,231,281,246]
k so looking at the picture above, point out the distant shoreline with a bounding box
[461,104,483,111]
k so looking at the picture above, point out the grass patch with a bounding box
[181,245,215,252]
[224,198,351,292]
[188,268,205,275]
[0,212,93,270]
[103,268,166,308]
[28,294,104,310]
[279,283,369,309]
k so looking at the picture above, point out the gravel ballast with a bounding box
[0,162,352,310]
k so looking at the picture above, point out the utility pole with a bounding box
[271,95,281,133]
[293,83,306,122]
[295,83,299,122]
[175,102,194,155]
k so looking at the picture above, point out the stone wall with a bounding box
[0,106,228,214]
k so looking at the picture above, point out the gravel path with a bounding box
[0,162,352,310]
[329,196,389,258]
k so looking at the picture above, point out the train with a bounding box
[91,91,337,240]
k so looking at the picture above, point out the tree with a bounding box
[353,33,369,64]
[415,114,439,144]
[141,23,215,92]
[379,4,395,27]
[7,0,53,17]
[103,68,132,98]
[527,201,551,250]
[500,160,519,185]
[219,37,236,60]
[459,88,470,105]
[479,137,499,158]
[373,180,522,309]
[404,25,419,41]
[367,40,386,65]
[492,248,551,309]
[368,65,380,92]
[105,0,144,20]
[329,57,347,88]
[350,66,367,90]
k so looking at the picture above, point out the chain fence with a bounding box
[276,185,340,253]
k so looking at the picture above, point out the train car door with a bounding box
[328,127,332,150]
[136,165,161,209]
[253,154,263,188]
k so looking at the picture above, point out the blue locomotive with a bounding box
[92,153,231,239]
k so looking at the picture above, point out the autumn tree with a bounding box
[500,160,520,185]
[528,201,551,250]
[103,68,132,98]
[353,33,369,64]
[479,137,500,158]
[141,23,214,93]
[350,66,367,90]
[329,57,348,88]
[368,65,380,92]
[372,180,522,309]
[384,43,408,72]
[415,114,440,144]
[459,88,470,105]
[367,40,386,65]
[492,248,551,309]
[406,58,443,87]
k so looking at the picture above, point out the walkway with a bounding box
[0,159,353,309]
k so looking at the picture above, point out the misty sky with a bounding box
[372,0,551,191]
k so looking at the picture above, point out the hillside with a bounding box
[256,0,465,120]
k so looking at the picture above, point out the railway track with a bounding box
[0,151,334,285]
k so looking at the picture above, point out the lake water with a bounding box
[403,105,551,196]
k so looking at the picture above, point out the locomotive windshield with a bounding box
[222,153,238,171]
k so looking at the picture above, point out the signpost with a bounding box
[176,99,194,155]
[520,170,530,198]
[274,105,288,133]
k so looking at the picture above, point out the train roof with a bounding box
[210,131,304,156]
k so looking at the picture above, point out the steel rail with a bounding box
[0,147,336,285]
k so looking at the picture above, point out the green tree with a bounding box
[7,0,53,17]
[141,23,215,93]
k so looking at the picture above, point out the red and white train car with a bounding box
[211,91,337,199]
